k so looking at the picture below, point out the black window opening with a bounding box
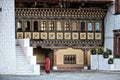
[81,22,85,31]
[34,21,38,31]
[25,21,30,31]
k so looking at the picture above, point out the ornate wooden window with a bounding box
[34,21,38,31]
[49,21,54,31]
[40,21,46,31]
[64,21,70,31]
[72,21,77,31]
[95,22,100,31]
[17,21,22,31]
[57,21,62,31]
[64,55,76,64]
[81,22,85,31]
[87,22,92,31]
[25,21,30,31]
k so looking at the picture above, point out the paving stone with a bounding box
[0,71,120,80]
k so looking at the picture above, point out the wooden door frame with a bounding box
[114,30,120,58]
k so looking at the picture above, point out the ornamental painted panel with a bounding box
[57,32,63,39]
[65,33,71,39]
[72,33,78,39]
[41,32,47,39]
[95,33,102,40]
[17,32,23,39]
[80,33,86,39]
[25,32,31,39]
[88,33,94,40]
[33,32,39,39]
[49,32,55,39]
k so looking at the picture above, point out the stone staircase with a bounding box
[16,46,39,75]
[114,59,120,70]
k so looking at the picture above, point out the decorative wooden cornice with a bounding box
[30,39,103,49]
[15,8,106,19]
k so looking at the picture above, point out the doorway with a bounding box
[33,47,53,70]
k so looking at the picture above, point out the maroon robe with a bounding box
[45,57,50,73]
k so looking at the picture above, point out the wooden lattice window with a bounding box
[49,21,54,31]
[64,55,76,64]
[64,21,70,31]
[41,21,46,31]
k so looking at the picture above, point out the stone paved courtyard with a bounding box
[0,71,120,80]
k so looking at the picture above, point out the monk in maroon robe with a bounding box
[45,56,50,73]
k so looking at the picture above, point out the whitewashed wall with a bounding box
[0,0,16,74]
[104,0,115,55]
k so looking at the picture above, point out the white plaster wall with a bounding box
[105,0,120,53]
[98,55,110,70]
[104,0,115,54]
[0,0,16,74]
[91,55,99,70]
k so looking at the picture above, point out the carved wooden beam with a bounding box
[16,0,113,3]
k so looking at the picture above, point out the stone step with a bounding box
[16,57,26,59]
[15,45,39,75]
[16,66,33,70]
[16,60,29,64]
[16,70,33,74]
[16,54,24,56]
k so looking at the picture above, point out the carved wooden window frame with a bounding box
[40,21,46,31]
[94,20,102,31]
[72,20,78,31]
[48,20,54,31]
[56,21,62,31]
[87,21,94,31]
[80,20,86,31]
[64,55,76,64]
[16,20,22,31]
[64,21,71,31]
[24,20,31,31]
[33,20,39,31]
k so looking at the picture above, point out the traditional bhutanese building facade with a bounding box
[1,0,120,74]
[15,0,113,70]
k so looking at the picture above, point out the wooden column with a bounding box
[52,49,57,70]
